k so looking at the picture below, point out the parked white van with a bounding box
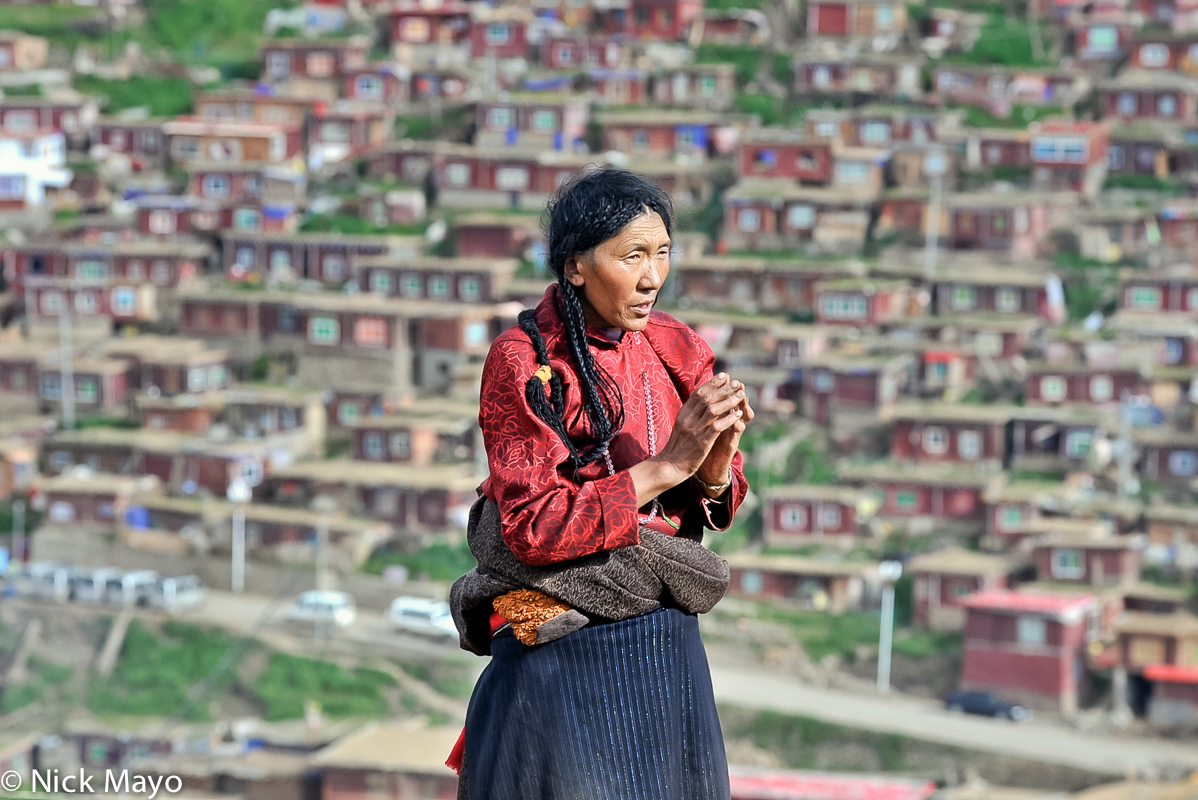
[72,568,124,603]
[284,590,356,630]
[388,596,457,641]
[105,570,159,606]
[152,575,208,613]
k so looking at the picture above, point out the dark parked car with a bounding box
[945,690,1031,721]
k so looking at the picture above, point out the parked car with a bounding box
[945,690,1031,721]
[152,575,208,613]
[13,562,75,601]
[72,568,125,603]
[284,590,357,630]
[105,570,159,607]
[388,596,457,641]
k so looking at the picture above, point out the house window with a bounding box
[819,505,841,529]
[267,51,290,79]
[41,291,63,315]
[1129,286,1161,309]
[1040,375,1067,402]
[895,490,918,511]
[923,426,948,455]
[699,75,718,95]
[338,402,360,425]
[234,247,255,268]
[78,260,107,281]
[779,506,806,531]
[1159,95,1179,117]
[148,209,176,234]
[1165,338,1185,365]
[812,66,832,89]
[875,4,895,26]
[1109,146,1126,170]
[487,107,514,130]
[1140,43,1169,66]
[1087,26,1118,55]
[787,205,815,229]
[270,250,291,272]
[354,318,388,347]
[429,276,450,299]
[532,110,557,131]
[958,431,982,460]
[485,23,511,45]
[309,316,340,345]
[556,45,575,65]
[1052,548,1084,579]
[998,505,1024,532]
[151,260,172,285]
[1090,375,1113,402]
[74,292,98,314]
[996,287,1021,313]
[390,431,412,459]
[355,75,384,100]
[1065,430,1094,458]
[202,175,230,198]
[49,501,75,522]
[74,377,98,403]
[41,373,61,400]
[835,162,870,184]
[306,52,335,77]
[632,129,650,150]
[445,162,471,187]
[459,277,481,301]
[739,570,764,595]
[737,208,761,232]
[951,285,976,311]
[367,271,392,295]
[323,254,345,282]
[1169,450,1198,476]
[495,167,530,191]
[112,287,137,315]
[10,370,26,391]
[861,121,890,145]
[1117,92,1137,115]
[319,121,350,143]
[465,320,488,347]
[1129,636,1166,666]
[1016,616,1046,645]
[401,274,422,298]
[364,433,385,460]
[813,371,834,392]
[187,368,206,393]
[233,208,261,230]
[278,305,298,333]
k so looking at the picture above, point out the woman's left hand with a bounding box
[696,381,754,490]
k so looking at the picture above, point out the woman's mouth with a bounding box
[631,301,654,316]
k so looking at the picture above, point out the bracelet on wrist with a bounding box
[696,467,733,495]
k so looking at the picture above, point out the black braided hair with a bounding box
[519,168,675,472]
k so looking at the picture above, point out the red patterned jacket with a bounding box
[479,284,748,566]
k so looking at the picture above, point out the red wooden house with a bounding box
[1097,71,1198,123]
[355,255,518,303]
[608,0,703,40]
[1030,121,1110,199]
[723,180,876,253]
[738,129,834,185]
[960,590,1097,712]
[958,128,1032,172]
[1119,265,1198,314]
[163,118,304,166]
[589,68,650,105]
[1024,361,1147,407]
[838,462,1003,530]
[761,484,877,547]
[260,36,369,85]
[599,110,728,159]
[468,7,531,60]
[343,63,410,105]
[813,278,909,326]
[194,88,318,126]
[1008,405,1110,472]
[41,472,157,529]
[890,402,1014,467]
[1114,614,1198,726]
[653,64,737,111]
[806,0,908,37]
[725,552,877,614]
[434,147,610,211]
[674,255,861,314]
[802,353,910,425]
[473,95,589,150]
[932,65,1090,109]
[387,0,472,49]
[540,36,626,70]
[453,212,541,259]
[0,96,98,143]
[1127,30,1198,69]
[94,118,167,161]
[794,54,924,99]
[908,548,1021,630]
[934,191,1077,257]
[350,405,478,465]
[930,265,1062,321]
[1033,532,1143,587]
[1072,18,1134,63]
[1136,428,1198,486]
[307,102,394,170]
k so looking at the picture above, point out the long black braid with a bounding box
[519,168,674,472]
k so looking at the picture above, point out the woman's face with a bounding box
[565,210,671,332]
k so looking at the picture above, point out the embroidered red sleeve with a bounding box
[480,339,641,566]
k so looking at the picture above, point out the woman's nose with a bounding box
[640,254,667,289]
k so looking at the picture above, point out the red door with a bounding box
[816,3,849,34]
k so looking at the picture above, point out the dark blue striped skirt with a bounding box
[461,606,731,800]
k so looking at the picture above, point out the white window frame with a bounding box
[308,316,340,345]
[1017,616,1047,645]
[1040,375,1067,402]
[779,505,806,531]
[923,426,948,455]
[1090,375,1114,403]
[1169,450,1198,476]
[1051,548,1084,580]
[958,430,982,461]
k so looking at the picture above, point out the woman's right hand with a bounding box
[654,372,745,482]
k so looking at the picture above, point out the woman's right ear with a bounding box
[563,254,586,287]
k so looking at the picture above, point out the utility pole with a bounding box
[1115,390,1138,500]
[312,495,338,593]
[227,479,251,593]
[877,560,903,694]
[12,499,24,564]
[58,303,75,430]
[922,147,947,285]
